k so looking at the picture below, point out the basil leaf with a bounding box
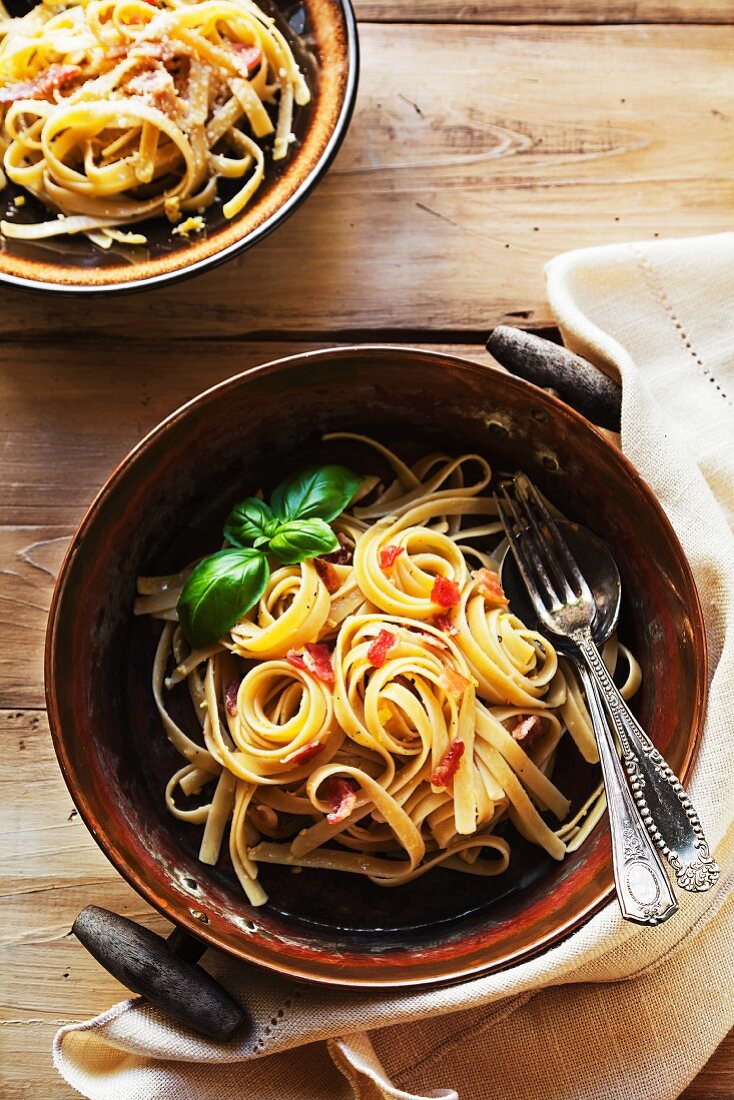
[268,518,339,564]
[223,498,278,549]
[177,548,269,648]
[270,464,362,523]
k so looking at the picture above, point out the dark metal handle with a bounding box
[73,906,248,1041]
[486,325,622,431]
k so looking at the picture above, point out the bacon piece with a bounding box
[475,568,509,606]
[304,643,335,686]
[511,715,543,749]
[224,678,239,717]
[431,740,465,789]
[288,643,335,686]
[0,64,80,105]
[323,532,353,565]
[439,666,471,699]
[126,67,178,116]
[431,576,460,608]
[282,739,324,766]
[420,631,449,650]
[325,777,358,824]
[379,544,404,571]
[229,42,262,74]
[367,629,397,667]
[314,557,341,594]
[433,613,459,636]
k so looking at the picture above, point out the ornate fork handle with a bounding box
[573,628,719,893]
[573,661,677,924]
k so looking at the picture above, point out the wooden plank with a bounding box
[0,708,166,1097]
[0,340,488,707]
[355,1,734,23]
[0,24,730,338]
[0,710,126,883]
[0,531,69,710]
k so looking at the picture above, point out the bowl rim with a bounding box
[44,343,709,986]
[0,0,359,295]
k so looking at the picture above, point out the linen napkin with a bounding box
[54,233,734,1100]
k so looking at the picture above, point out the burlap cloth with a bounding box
[54,234,734,1099]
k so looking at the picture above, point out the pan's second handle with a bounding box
[73,906,248,1041]
[486,325,622,431]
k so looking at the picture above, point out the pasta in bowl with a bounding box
[134,437,642,907]
[0,0,356,289]
[45,346,706,985]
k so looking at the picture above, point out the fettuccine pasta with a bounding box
[134,436,641,906]
[0,0,309,246]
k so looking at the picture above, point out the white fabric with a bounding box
[55,233,734,1100]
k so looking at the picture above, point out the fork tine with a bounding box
[511,482,577,604]
[521,478,595,606]
[497,486,560,612]
[494,491,546,615]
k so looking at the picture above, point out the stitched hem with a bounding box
[249,988,303,1057]
[633,246,732,406]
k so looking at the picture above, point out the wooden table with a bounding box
[1,1,732,1096]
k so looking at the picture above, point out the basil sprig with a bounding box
[178,548,270,649]
[177,465,360,647]
[269,518,339,564]
[270,465,363,523]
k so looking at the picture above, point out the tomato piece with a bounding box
[367,629,397,667]
[379,544,404,571]
[431,576,460,607]
[430,740,465,788]
[433,613,458,636]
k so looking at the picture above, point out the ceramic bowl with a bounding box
[0,0,357,292]
[45,346,707,987]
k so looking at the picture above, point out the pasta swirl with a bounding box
[0,0,310,246]
[230,560,331,659]
[135,434,643,906]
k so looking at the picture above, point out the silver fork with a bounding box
[496,478,718,924]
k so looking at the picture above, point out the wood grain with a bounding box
[0,24,730,339]
[356,1,734,23]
